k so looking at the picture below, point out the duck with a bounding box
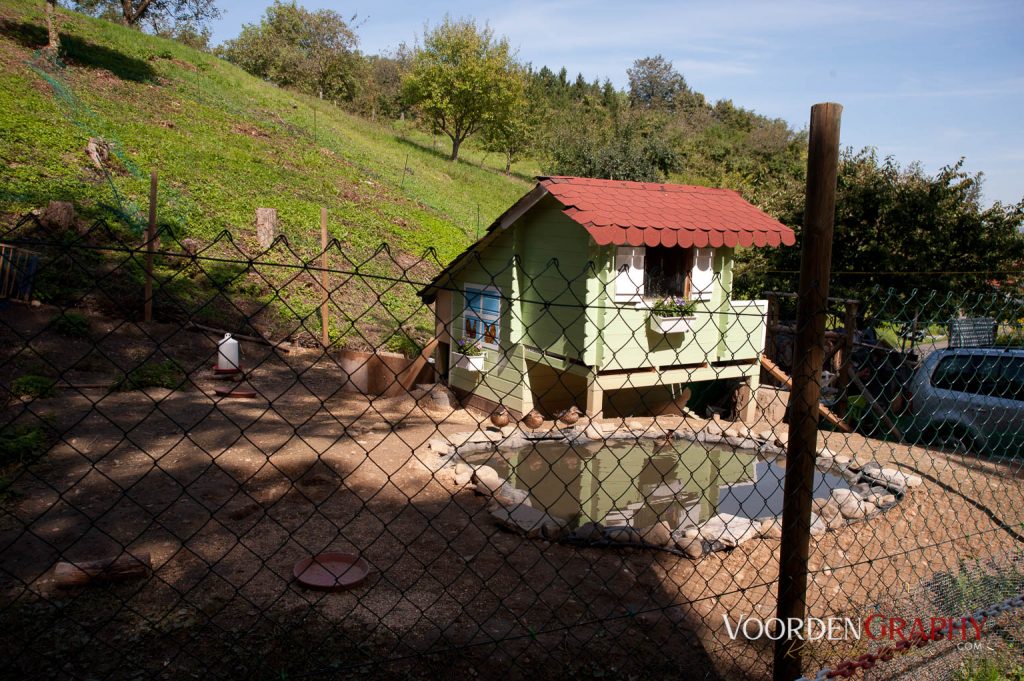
[521,408,545,431]
[490,405,510,428]
[556,405,582,427]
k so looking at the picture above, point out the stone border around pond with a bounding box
[419,420,923,560]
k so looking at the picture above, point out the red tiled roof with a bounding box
[538,176,796,249]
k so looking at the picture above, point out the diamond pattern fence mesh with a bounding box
[1,214,1022,681]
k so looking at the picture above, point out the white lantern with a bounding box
[217,333,240,371]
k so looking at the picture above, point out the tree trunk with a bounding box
[44,0,59,53]
[504,154,512,174]
[449,137,462,162]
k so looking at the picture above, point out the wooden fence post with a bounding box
[144,170,157,323]
[773,102,842,681]
[320,207,329,348]
[255,208,277,250]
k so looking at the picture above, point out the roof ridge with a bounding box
[538,175,736,194]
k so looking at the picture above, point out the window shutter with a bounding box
[614,247,645,302]
[690,248,715,301]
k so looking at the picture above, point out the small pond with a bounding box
[463,438,853,530]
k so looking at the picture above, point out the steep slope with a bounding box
[0,0,529,263]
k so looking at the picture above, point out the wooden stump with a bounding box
[53,552,152,588]
[255,208,277,250]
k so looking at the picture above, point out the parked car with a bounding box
[905,347,1024,457]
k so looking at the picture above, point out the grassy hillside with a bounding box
[0,0,535,348]
[0,0,530,261]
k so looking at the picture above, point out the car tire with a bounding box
[925,424,976,456]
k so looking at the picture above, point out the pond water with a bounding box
[464,438,852,530]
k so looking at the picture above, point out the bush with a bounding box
[0,424,50,499]
[112,360,186,392]
[10,375,57,399]
[52,311,91,338]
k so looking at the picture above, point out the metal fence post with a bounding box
[773,102,843,681]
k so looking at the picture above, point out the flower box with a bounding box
[650,315,696,335]
[454,352,486,372]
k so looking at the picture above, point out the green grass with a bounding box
[955,654,1024,681]
[0,0,531,337]
[52,309,91,337]
[112,359,185,391]
[0,422,50,499]
[10,373,56,398]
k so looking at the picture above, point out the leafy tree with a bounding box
[627,55,688,110]
[220,1,360,102]
[70,0,221,28]
[735,150,1024,307]
[483,74,533,173]
[402,18,521,161]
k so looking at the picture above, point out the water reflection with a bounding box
[468,439,850,530]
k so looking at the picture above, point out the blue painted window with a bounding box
[463,286,501,348]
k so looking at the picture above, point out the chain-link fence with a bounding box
[1,213,1022,681]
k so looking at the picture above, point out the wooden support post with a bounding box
[585,372,604,420]
[144,170,157,323]
[255,208,277,250]
[837,300,858,413]
[774,102,842,681]
[764,293,779,385]
[320,207,329,348]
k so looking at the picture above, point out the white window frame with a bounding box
[459,284,502,350]
[613,246,645,303]
[615,245,717,305]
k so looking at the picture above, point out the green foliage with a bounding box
[627,55,688,110]
[384,332,421,358]
[453,337,482,356]
[112,359,185,391]
[70,0,221,28]
[219,1,360,101]
[402,17,522,161]
[735,151,1024,306]
[955,655,1024,681]
[10,374,57,399]
[0,423,50,499]
[52,310,91,338]
[650,297,697,317]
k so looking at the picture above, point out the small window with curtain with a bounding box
[463,286,501,348]
[644,245,694,298]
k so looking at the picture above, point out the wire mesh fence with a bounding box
[0,213,1022,681]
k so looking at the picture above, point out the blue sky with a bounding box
[208,0,1024,206]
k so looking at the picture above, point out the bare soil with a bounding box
[2,304,1022,681]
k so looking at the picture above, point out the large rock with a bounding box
[571,521,604,542]
[471,466,505,495]
[491,483,531,508]
[698,513,760,549]
[867,467,923,490]
[639,521,673,547]
[673,534,705,559]
[490,505,565,539]
[831,489,868,519]
[758,516,783,539]
[809,512,828,537]
[604,525,643,544]
[452,463,474,486]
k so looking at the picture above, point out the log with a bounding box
[185,322,289,352]
[846,366,903,440]
[395,336,439,393]
[53,552,151,588]
[759,355,851,433]
[255,208,277,250]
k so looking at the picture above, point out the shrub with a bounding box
[52,311,91,338]
[112,360,186,392]
[11,375,57,399]
[0,424,50,499]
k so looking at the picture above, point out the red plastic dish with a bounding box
[293,552,369,591]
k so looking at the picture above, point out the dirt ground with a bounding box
[2,304,1023,681]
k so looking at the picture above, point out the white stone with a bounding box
[639,521,673,547]
[490,505,565,539]
[817,447,836,460]
[427,438,451,453]
[834,455,851,466]
[673,534,704,559]
[831,489,868,519]
[452,463,473,486]
[698,513,760,548]
[471,466,505,495]
[809,512,827,537]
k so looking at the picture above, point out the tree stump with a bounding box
[255,208,277,250]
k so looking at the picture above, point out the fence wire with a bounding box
[0,214,1022,681]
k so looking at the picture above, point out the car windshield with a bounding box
[931,353,1024,400]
